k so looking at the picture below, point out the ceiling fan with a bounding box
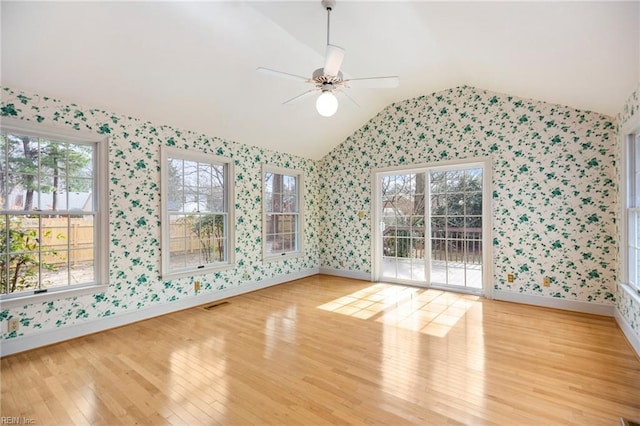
[257,0,399,117]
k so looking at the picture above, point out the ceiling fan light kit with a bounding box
[258,0,399,117]
[316,91,339,117]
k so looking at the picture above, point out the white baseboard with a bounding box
[615,308,640,358]
[7,271,634,359]
[318,267,371,281]
[0,268,319,357]
[493,290,615,316]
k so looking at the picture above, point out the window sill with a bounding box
[263,252,304,263]
[0,283,109,310]
[620,282,640,305]
[162,263,233,281]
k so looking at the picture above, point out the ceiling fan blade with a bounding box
[257,67,310,83]
[282,89,319,105]
[344,76,400,89]
[337,89,360,108]
[323,44,345,77]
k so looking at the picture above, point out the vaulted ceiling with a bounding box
[2,1,638,160]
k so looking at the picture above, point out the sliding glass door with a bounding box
[380,172,427,282]
[375,161,488,294]
[429,168,483,290]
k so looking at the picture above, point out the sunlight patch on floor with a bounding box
[317,283,479,337]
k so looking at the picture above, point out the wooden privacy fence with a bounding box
[168,222,222,254]
[20,217,93,265]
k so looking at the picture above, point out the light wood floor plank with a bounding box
[2,275,640,425]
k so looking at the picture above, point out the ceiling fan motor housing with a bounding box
[312,68,344,91]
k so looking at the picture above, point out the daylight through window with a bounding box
[627,133,640,293]
[0,128,102,297]
[263,167,302,258]
[161,147,233,277]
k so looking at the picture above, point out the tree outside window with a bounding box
[162,148,232,277]
[263,168,302,258]
[1,132,95,295]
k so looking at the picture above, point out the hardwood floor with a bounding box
[1,275,639,425]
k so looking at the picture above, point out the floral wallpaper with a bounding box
[617,81,640,343]
[0,83,634,349]
[319,86,618,305]
[0,87,320,341]
[619,81,639,127]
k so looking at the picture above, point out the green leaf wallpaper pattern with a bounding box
[619,81,640,128]
[0,87,320,340]
[318,86,618,304]
[1,82,639,348]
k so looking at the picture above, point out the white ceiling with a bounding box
[2,1,639,160]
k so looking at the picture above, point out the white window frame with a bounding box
[0,117,109,309]
[160,146,234,279]
[621,115,640,296]
[262,165,304,261]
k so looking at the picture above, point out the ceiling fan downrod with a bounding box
[322,0,336,46]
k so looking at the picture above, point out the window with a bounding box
[626,131,640,293]
[161,147,233,278]
[263,166,303,259]
[0,119,108,302]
